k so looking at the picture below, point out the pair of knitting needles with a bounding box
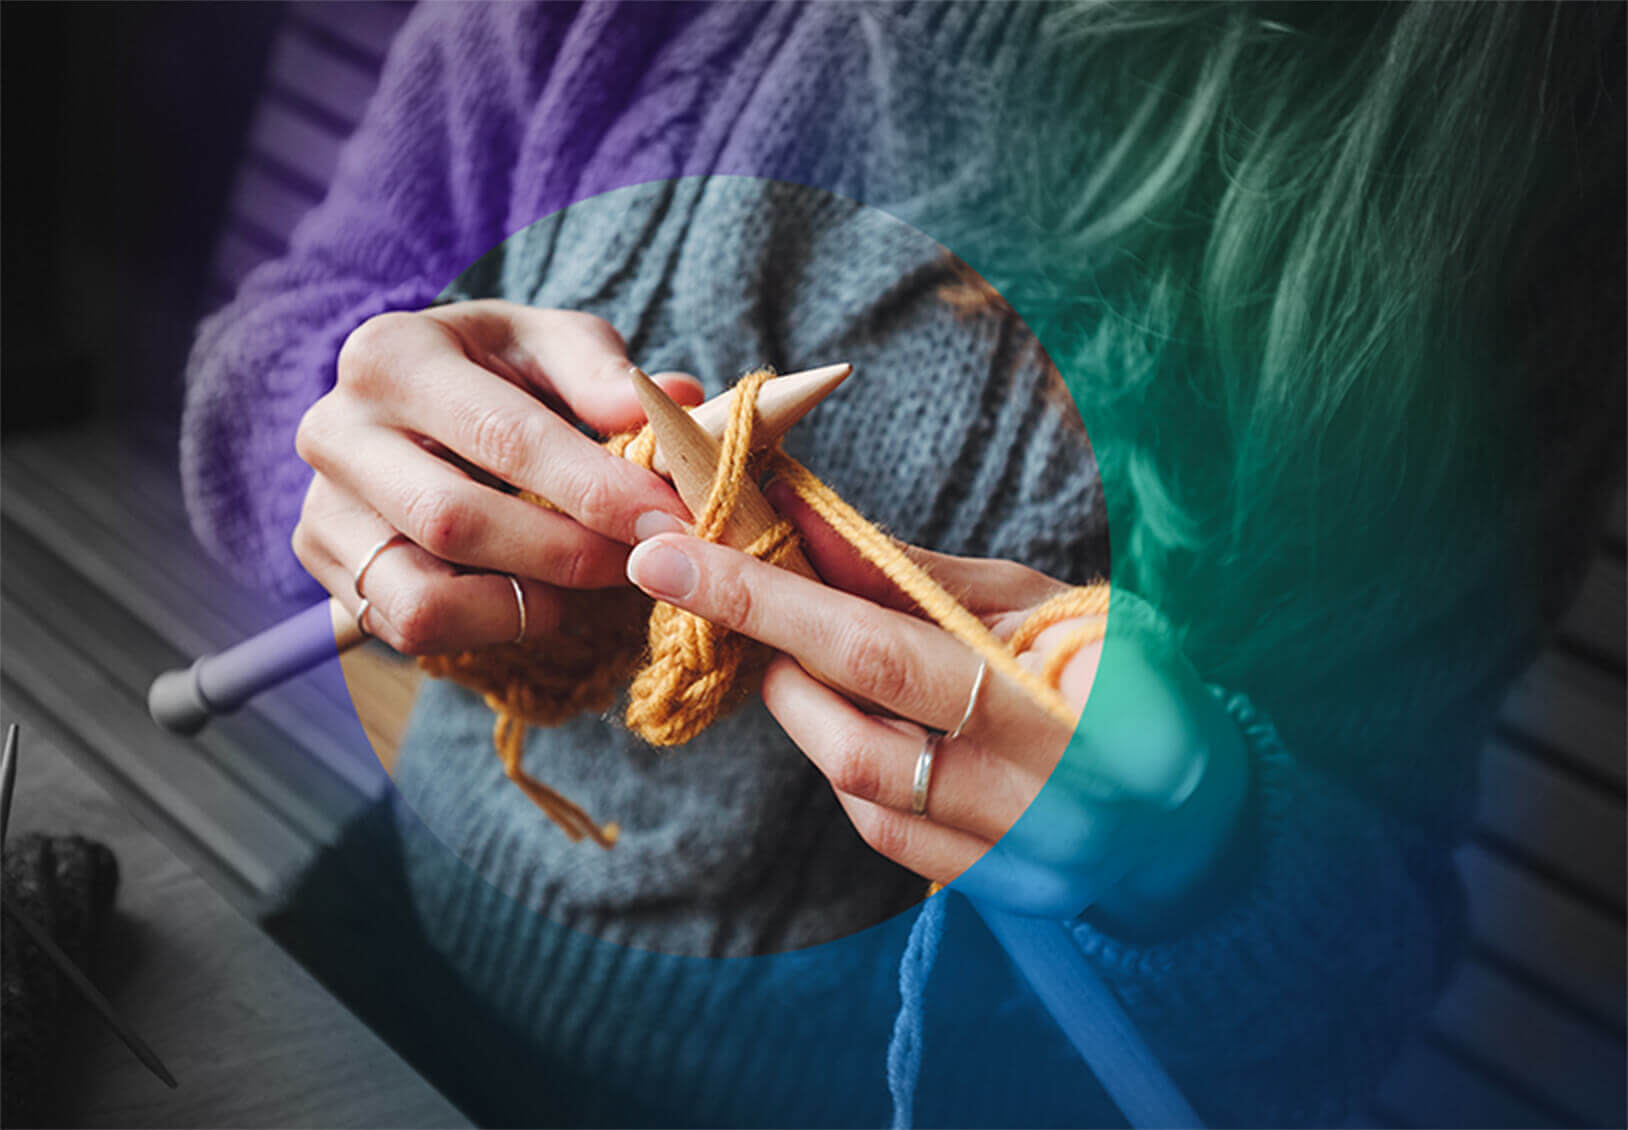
[148,363,851,733]
[0,724,179,1089]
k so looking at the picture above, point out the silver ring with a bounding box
[353,534,408,597]
[507,575,527,645]
[911,732,941,818]
[355,598,375,637]
[948,659,987,741]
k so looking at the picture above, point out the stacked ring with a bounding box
[949,659,988,740]
[507,575,527,645]
[353,533,408,597]
[911,732,941,818]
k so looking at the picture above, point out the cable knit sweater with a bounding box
[181,3,1620,1126]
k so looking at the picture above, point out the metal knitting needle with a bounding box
[629,368,821,581]
[1,723,18,847]
[0,727,178,1088]
[149,363,850,734]
[2,891,179,1088]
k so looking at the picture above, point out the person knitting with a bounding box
[181,3,1624,1126]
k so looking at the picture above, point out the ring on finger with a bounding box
[948,659,988,741]
[354,533,409,597]
[507,575,527,645]
[911,731,942,818]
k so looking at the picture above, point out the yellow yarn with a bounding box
[421,369,1109,845]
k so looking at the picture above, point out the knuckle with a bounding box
[337,311,416,389]
[567,469,621,533]
[590,349,633,388]
[469,406,544,480]
[826,727,885,803]
[857,806,912,863]
[294,399,334,467]
[559,308,615,341]
[389,580,452,656]
[999,560,1049,593]
[549,542,592,590]
[840,621,914,708]
[403,485,480,560]
[290,517,317,565]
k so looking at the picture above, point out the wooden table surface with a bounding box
[5,713,470,1130]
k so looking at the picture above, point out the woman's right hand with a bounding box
[293,299,701,655]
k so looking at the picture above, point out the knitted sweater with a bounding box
[181,3,1617,1126]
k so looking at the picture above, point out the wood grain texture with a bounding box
[2,714,469,1129]
[337,645,422,776]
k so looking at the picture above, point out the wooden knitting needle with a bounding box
[650,362,849,477]
[149,364,849,734]
[629,368,820,582]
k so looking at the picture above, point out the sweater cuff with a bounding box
[1068,689,1301,971]
[1065,692,1439,1123]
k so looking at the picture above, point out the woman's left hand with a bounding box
[625,487,1250,927]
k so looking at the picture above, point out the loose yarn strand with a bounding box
[887,892,948,1130]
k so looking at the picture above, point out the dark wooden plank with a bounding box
[1,680,260,917]
[1497,650,1626,791]
[1603,485,1625,552]
[0,597,311,904]
[1457,844,1625,1030]
[3,717,470,1129]
[1374,1037,1562,1129]
[60,423,373,729]
[232,163,326,243]
[1474,737,1626,911]
[289,2,410,64]
[245,101,347,196]
[1557,555,1624,670]
[1,518,365,847]
[3,438,253,634]
[214,229,274,293]
[4,447,255,653]
[269,29,382,127]
[1432,961,1626,1128]
[1,446,388,796]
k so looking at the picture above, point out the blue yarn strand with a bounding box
[886,892,948,1130]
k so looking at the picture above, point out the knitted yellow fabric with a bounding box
[420,369,1109,845]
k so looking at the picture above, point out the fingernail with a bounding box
[634,510,685,541]
[627,540,698,600]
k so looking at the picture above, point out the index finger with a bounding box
[363,315,690,544]
[764,480,1068,616]
[625,533,1074,763]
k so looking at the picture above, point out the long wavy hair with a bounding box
[962,1,1624,754]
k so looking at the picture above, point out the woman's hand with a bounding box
[293,300,701,655]
[624,485,1250,927]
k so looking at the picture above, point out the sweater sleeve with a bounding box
[1064,691,1466,1127]
[180,3,577,596]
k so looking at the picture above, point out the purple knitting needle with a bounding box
[148,598,362,735]
[146,364,852,734]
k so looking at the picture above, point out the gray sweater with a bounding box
[181,3,1620,1125]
